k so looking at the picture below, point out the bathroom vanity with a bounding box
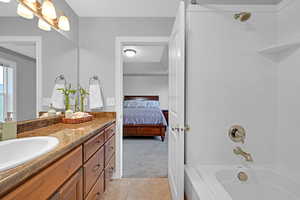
[0,113,116,200]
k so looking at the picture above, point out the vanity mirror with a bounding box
[0,0,78,122]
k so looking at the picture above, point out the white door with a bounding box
[168,1,185,200]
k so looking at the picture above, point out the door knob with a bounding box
[181,125,190,132]
[172,127,180,131]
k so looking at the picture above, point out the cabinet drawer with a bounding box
[85,172,104,200]
[105,135,115,166]
[3,146,82,200]
[84,146,104,197]
[84,131,104,162]
[58,169,83,200]
[104,155,115,190]
[105,124,115,141]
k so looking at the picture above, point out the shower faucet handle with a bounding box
[228,125,246,143]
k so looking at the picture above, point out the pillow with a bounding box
[145,100,160,108]
[124,100,146,108]
[123,100,160,108]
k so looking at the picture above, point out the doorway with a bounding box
[122,44,169,178]
[115,37,169,178]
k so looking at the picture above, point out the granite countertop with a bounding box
[0,116,115,197]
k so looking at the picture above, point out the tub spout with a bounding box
[233,147,253,162]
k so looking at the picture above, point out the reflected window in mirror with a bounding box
[0,61,15,122]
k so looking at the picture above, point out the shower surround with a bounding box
[184,0,300,199]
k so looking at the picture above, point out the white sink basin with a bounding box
[0,136,59,172]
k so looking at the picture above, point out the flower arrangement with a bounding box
[57,84,77,110]
[79,87,89,112]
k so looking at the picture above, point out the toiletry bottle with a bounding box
[0,116,17,141]
[48,104,56,117]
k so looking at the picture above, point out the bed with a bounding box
[123,96,167,142]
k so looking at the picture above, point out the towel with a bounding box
[51,84,65,109]
[89,84,104,109]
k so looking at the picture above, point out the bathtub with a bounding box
[185,165,300,200]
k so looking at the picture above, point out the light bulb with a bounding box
[42,0,56,19]
[38,18,51,31]
[58,15,70,31]
[17,3,33,19]
[124,49,137,57]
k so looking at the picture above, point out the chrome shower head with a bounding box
[234,12,251,22]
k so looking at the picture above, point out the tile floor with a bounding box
[100,178,171,200]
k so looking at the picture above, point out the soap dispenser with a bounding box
[0,114,17,141]
[48,104,56,117]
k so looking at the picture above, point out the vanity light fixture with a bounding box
[58,15,70,31]
[38,18,51,31]
[41,0,56,19]
[16,0,70,32]
[17,3,33,19]
[124,49,137,57]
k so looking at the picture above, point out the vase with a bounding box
[65,95,70,110]
[80,96,85,112]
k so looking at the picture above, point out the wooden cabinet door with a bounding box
[105,124,115,141]
[58,169,83,200]
[3,146,82,200]
[84,146,105,197]
[83,131,105,162]
[104,135,115,166]
[85,172,105,200]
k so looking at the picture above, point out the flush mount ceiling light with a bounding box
[124,49,137,57]
[16,0,70,32]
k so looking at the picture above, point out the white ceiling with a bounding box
[123,45,168,75]
[65,0,282,17]
[0,42,36,59]
[123,46,165,63]
[65,0,180,17]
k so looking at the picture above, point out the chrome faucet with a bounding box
[233,147,253,162]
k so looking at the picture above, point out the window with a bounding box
[0,61,15,122]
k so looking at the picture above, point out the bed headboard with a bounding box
[124,96,159,101]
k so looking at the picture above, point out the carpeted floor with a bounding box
[123,135,168,178]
